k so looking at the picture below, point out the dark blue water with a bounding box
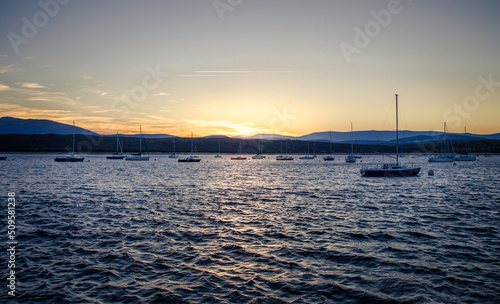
[1,154,499,303]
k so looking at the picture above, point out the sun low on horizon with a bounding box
[0,1,499,137]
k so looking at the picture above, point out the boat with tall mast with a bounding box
[178,133,201,162]
[107,133,125,159]
[231,140,247,160]
[168,137,178,158]
[360,94,420,177]
[276,140,294,160]
[428,122,455,162]
[125,125,149,161]
[323,130,335,161]
[346,122,356,163]
[214,139,222,158]
[252,139,265,159]
[300,141,316,159]
[55,121,85,162]
[454,127,476,161]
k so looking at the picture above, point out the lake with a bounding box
[1,154,499,303]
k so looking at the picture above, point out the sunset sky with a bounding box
[0,0,499,136]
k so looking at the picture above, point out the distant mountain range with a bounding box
[0,117,98,136]
[1,116,499,145]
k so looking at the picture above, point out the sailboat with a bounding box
[454,127,476,161]
[178,133,201,162]
[106,133,125,159]
[168,138,178,158]
[231,140,247,160]
[428,122,455,162]
[125,125,150,161]
[360,94,420,177]
[323,130,335,161]
[346,122,356,163]
[300,141,316,159]
[214,139,222,158]
[276,140,294,160]
[55,121,85,162]
[252,139,265,159]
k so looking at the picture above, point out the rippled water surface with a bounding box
[1,154,499,303]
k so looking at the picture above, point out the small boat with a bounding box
[178,155,201,162]
[454,127,476,161]
[300,141,316,159]
[125,125,149,161]
[107,133,125,159]
[0,156,7,160]
[168,138,178,158]
[428,155,455,162]
[179,132,201,162]
[345,155,357,163]
[276,140,293,160]
[214,139,222,158]
[360,94,420,177]
[231,156,247,160]
[252,140,265,159]
[345,122,356,163]
[55,121,85,162]
[231,140,247,160]
[429,122,455,162]
[324,130,335,161]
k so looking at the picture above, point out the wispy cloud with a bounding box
[152,92,169,96]
[0,64,22,74]
[16,82,45,89]
[181,70,296,77]
[81,86,110,96]
[81,73,94,80]
[184,119,276,136]
[0,83,10,91]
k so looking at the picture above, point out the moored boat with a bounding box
[360,94,420,177]
[55,121,85,162]
[125,125,149,161]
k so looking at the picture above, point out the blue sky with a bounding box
[0,0,499,136]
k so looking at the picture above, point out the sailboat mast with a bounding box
[139,125,142,154]
[72,121,75,154]
[329,129,332,154]
[350,122,354,155]
[395,94,399,165]
[191,132,194,153]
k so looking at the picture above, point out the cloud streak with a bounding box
[16,82,45,89]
